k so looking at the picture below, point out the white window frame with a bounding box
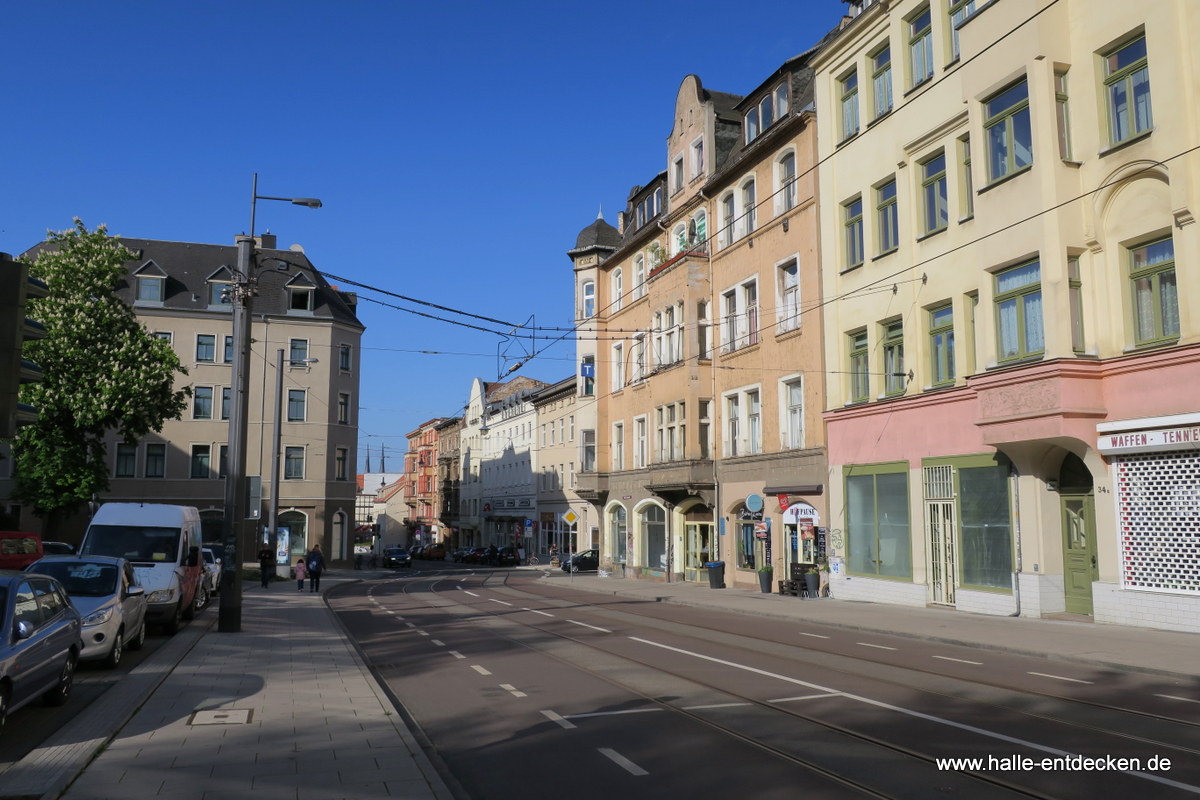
[690,136,705,179]
[612,268,624,312]
[775,150,797,215]
[633,254,646,299]
[611,342,624,392]
[581,280,596,319]
[780,375,805,449]
[634,415,648,469]
[777,257,800,333]
[612,422,624,471]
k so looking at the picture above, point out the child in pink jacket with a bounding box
[294,557,308,591]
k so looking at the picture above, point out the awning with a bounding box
[762,484,823,495]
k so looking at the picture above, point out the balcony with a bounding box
[644,459,716,506]
[648,238,710,282]
[573,471,609,504]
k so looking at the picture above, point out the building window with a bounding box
[958,135,974,219]
[612,422,624,471]
[609,506,628,563]
[692,210,707,245]
[984,79,1032,183]
[633,255,646,299]
[152,331,173,345]
[995,260,1044,362]
[929,304,956,386]
[634,417,647,469]
[287,389,306,422]
[725,394,740,457]
[777,151,797,214]
[742,179,757,235]
[208,281,231,306]
[288,287,314,312]
[222,335,234,364]
[1129,236,1178,345]
[136,277,164,302]
[581,430,596,472]
[289,339,309,366]
[747,390,761,454]
[580,355,595,396]
[698,399,711,459]
[719,192,736,249]
[872,44,893,119]
[840,68,859,141]
[641,504,667,571]
[115,443,136,478]
[784,378,804,449]
[882,320,906,396]
[721,280,759,352]
[218,444,228,479]
[337,392,350,424]
[774,82,789,118]
[846,464,912,577]
[844,196,864,269]
[335,448,348,481]
[1055,69,1072,160]
[673,222,687,255]
[612,268,624,312]
[339,344,352,371]
[581,280,596,319]
[190,445,211,479]
[908,6,934,87]
[948,0,979,62]
[145,443,165,478]
[220,387,231,421]
[193,386,214,420]
[196,334,216,363]
[632,334,646,382]
[611,342,624,391]
[876,179,898,255]
[284,446,305,480]
[697,301,711,360]
[655,403,685,462]
[672,155,684,193]
[1104,34,1152,146]
[850,330,870,403]
[1066,256,1085,353]
[778,260,800,333]
[744,105,760,144]
[691,137,705,179]
[920,152,948,235]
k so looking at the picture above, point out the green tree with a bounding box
[13,219,190,518]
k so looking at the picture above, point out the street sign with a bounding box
[562,510,579,525]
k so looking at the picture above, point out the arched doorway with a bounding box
[1059,453,1097,615]
[681,504,714,581]
[279,510,308,566]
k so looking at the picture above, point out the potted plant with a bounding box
[757,562,774,594]
[803,565,820,598]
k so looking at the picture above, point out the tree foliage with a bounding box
[14,219,190,516]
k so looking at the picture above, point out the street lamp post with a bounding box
[218,174,321,633]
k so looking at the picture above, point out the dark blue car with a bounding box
[0,570,82,727]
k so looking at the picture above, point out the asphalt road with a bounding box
[330,565,1200,800]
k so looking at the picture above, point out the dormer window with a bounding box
[285,273,317,313]
[745,83,788,145]
[205,265,235,308]
[133,261,167,304]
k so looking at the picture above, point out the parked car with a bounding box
[463,547,487,564]
[383,547,411,568]
[26,556,147,668]
[423,543,447,560]
[409,545,425,560]
[0,532,45,571]
[42,542,75,555]
[560,549,600,573]
[201,547,221,596]
[495,546,521,567]
[0,570,82,726]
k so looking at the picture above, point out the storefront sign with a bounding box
[781,501,820,526]
[738,508,763,521]
[1097,424,1200,455]
[777,494,791,510]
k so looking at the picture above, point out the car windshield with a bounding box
[387,549,407,556]
[82,525,182,563]
[203,551,216,564]
[31,561,118,597]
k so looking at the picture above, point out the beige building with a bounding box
[531,377,593,557]
[573,57,828,589]
[813,0,1200,630]
[5,235,364,565]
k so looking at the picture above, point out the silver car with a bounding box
[26,557,147,668]
[201,547,221,596]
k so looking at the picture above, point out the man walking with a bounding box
[306,543,326,593]
[257,543,274,589]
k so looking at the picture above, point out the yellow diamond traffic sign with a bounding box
[562,510,579,525]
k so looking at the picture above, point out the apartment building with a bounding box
[813,0,1200,631]
[435,416,463,549]
[571,60,828,589]
[6,235,364,564]
[399,418,446,546]
[531,377,593,555]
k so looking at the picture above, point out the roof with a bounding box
[569,215,621,255]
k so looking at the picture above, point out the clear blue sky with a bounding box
[4,0,845,469]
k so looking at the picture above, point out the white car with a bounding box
[201,547,221,596]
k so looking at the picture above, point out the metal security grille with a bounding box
[924,466,957,606]
[1114,450,1200,595]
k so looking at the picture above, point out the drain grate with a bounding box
[188,709,254,725]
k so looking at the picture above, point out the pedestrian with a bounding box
[258,543,274,589]
[306,543,326,593]
[294,557,307,591]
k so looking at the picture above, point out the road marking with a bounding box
[405,622,416,628]
[499,683,527,698]
[567,620,611,633]
[462,590,479,596]
[770,693,842,703]
[1156,694,1200,704]
[565,708,662,719]
[449,651,465,659]
[471,665,492,676]
[489,598,514,606]
[627,636,1200,794]
[933,655,983,665]
[523,607,555,617]
[431,639,445,647]
[541,710,576,729]
[682,702,752,710]
[418,631,429,636]
[798,632,831,639]
[1028,671,1094,684]
[599,748,648,776]
[857,642,898,651]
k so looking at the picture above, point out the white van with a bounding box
[79,503,206,634]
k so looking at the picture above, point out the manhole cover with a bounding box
[188,709,253,725]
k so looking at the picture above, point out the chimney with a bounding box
[258,233,277,249]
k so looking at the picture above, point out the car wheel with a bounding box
[193,583,209,614]
[128,619,146,651]
[103,627,124,669]
[163,600,183,635]
[43,651,77,707]
[0,686,9,729]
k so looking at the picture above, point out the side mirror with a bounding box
[15,620,34,640]
[126,586,145,598]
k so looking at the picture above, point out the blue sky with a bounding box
[4,1,845,469]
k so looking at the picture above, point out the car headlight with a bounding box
[82,607,114,627]
[148,589,176,604]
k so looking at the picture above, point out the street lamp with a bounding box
[267,348,318,579]
[219,173,322,633]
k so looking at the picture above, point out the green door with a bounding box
[1061,493,1097,615]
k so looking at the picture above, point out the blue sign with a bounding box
[580,361,595,378]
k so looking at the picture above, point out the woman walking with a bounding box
[306,543,326,593]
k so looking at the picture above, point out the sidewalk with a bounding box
[536,566,1200,680]
[0,573,452,800]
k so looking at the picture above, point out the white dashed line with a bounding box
[1155,694,1200,704]
[449,651,466,659]
[567,620,611,633]
[599,748,648,776]
[682,702,752,710]
[405,622,416,628]
[933,655,983,665]
[1027,671,1094,684]
[471,665,492,676]
[857,642,898,651]
[798,632,830,639]
[431,639,445,647]
[418,631,429,636]
[462,590,479,597]
[523,607,555,617]
[499,683,527,697]
[540,710,576,729]
[489,598,514,606]
[565,708,662,719]
[770,693,843,703]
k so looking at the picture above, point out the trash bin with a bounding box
[704,561,725,589]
